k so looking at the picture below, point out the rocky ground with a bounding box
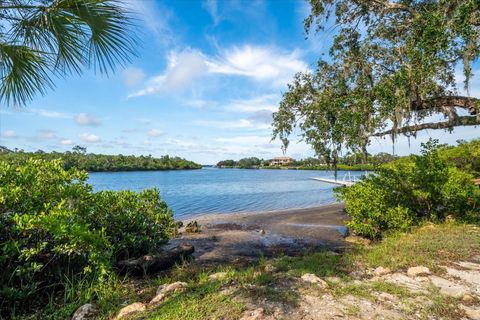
[95,258,480,320]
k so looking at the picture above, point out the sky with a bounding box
[0,0,479,165]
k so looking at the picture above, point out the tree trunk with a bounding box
[116,243,194,276]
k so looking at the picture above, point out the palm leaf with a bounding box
[0,0,138,105]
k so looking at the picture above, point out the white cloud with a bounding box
[129,49,208,97]
[129,45,308,97]
[203,0,221,25]
[31,108,70,119]
[195,119,270,130]
[79,133,101,143]
[123,0,176,46]
[208,45,308,87]
[225,94,279,113]
[75,113,101,126]
[122,67,145,87]
[60,139,74,146]
[148,129,163,137]
[1,130,16,138]
[38,130,56,139]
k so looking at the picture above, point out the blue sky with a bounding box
[0,0,479,165]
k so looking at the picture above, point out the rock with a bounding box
[149,281,188,306]
[208,272,229,281]
[185,221,200,233]
[444,267,480,288]
[373,266,391,277]
[429,275,470,298]
[325,276,342,284]
[377,292,398,303]
[384,273,428,293]
[463,294,475,303]
[264,264,277,273]
[301,273,328,288]
[116,243,194,276]
[457,261,480,271]
[72,304,98,320]
[407,266,431,277]
[175,220,183,228]
[345,235,371,245]
[460,304,480,320]
[240,308,265,320]
[114,302,146,320]
[259,229,266,235]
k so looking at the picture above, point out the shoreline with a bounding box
[170,202,350,264]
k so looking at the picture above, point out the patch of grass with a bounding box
[14,275,133,320]
[330,282,373,300]
[274,251,343,277]
[134,282,244,320]
[369,281,410,297]
[347,223,480,272]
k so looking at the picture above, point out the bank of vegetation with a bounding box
[216,152,397,170]
[0,146,202,171]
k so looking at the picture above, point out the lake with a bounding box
[88,168,365,218]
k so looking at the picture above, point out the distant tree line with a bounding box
[0,146,202,171]
[216,152,399,170]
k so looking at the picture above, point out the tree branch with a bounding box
[371,115,480,137]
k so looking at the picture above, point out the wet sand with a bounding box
[168,203,349,264]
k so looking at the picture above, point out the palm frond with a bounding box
[0,0,138,105]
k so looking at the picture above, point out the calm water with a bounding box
[88,168,364,218]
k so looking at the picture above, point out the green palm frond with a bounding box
[0,0,138,106]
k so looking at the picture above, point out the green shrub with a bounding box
[337,140,479,239]
[0,159,174,314]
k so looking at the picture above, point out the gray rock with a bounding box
[384,273,428,293]
[460,304,480,320]
[373,266,391,277]
[301,273,328,288]
[149,281,188,307]
[114,302,146,320]
[407,266,431,277]
[72,304,98,320]
[429,275,470,298]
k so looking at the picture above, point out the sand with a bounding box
[167,203,349,264]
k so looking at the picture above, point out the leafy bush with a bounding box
[0,159,175,314]
[337,140,479,239]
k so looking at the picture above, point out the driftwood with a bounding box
[116,243,194,276]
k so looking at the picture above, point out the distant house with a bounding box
[270,156,293,166]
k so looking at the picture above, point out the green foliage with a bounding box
[337,140,479,239]
[0,149,202,172]
[273,0,480,165]
[0,159,175,315]
[0,0,137,105]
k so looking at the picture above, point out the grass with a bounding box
[132,282,244,320]
[348,222,480,272]
[12,222,480,320]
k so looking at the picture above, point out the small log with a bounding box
[116,243,194,276]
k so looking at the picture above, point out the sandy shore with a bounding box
[168,203,350,264]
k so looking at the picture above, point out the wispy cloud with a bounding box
[202,0,221,25]
[74,113,101,126]
[122,67,145,87]
[224,94,279,113]
[79,133,101,143]
[1,130,17,138]
[148,129,163,137]
[60,139,74,146]
[129,45,307,97]
[31,108,71,119]
[38,129,56,140]
[194,119,270,130]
